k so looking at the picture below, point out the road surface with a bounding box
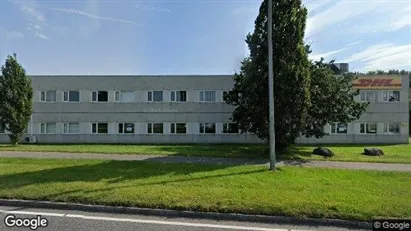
[0,205,368,231]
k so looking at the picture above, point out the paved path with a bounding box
[1,151,411,172]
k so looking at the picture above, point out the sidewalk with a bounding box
[0,151,411,172]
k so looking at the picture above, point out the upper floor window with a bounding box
[63,122,80,134]
[383,123,400,134]
[200,91,216,102]
[330,122,347,134]
[170,123,186,134]
[148,91,163,102]
[222,123,239,134]
[147,123,163,134]
[92,91,108,102]
[359,90,377,102]
[118,122,135,134]
[382,90,400,102]
[40,91,56,102]
[360,122,377,134]
[171,91,187,102]
[63,91,80,102]
[92,123,108,134]
[115,91,136,103]
[199,123,216,134]
[40,122,56,134]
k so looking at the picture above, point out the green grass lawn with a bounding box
[0,144,268,159]
[0,158,410,221]
[286,141,411,164]
[1,140,410,163]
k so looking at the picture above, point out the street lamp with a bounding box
[267,0,276,170]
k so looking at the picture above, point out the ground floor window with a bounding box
[330,122,347,134]
[222,123,239,133]
[199,123,216,134]
[170,123,186,134]
[360,123,377,134]
[63,122,80,134]
[118,123,135,134]
[40,122,57,134]
[148,123,163,134]
[383,123,400,134]
[92,123,108,134]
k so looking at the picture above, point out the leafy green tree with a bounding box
[225,0,368,151]
[0,54,33,145]
[302,59,368,138]
[225,0,311,151]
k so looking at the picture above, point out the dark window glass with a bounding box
[153,123,163,133]
[98,91,108,102]
[177,91,186,102]
[98,123,108,133]
[148,91,153,101]
[223,123,238,133]
[69,91,80,102]
[176,123,186,134]
[153,91,163,102]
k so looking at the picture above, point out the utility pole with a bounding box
[268,0,276,170]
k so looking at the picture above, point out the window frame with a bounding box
[40,91,57,102]
[91,122,109,134]
[91,91,109,102]
[63,91,80,102]
[170,123,187,134]
[382,122,400,134]
[114,91,136,103]
[170,91,187,102]
[147,91,163,102]
[330,122,348,134]
[118,122,135,134]
[199,123,216,134]
[382,90,400,103]
[199,91,216,103]
[222,123,239,134]
[40,122,57,134]
[147,123,164,134]
[62,122,80,134]
[359,122,378,134]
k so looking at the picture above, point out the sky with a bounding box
[0,0,410,75]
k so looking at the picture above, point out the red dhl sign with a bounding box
[352,76,402,89]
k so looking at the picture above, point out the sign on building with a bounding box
[352,76,402,90]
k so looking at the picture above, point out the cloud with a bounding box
[340,43,410,71]
[303,0,333,12]
[34,32,50,40]
[13,0,50,39]
[50,8,146,27]
[309,48,347,61]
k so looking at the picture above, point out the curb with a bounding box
[0,199,372,230]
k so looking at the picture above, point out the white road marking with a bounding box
[0,209,312,231]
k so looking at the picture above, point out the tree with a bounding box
[0,54,33,145]
[225,0,311,151]
[225,0,368,151]
[302,59,368,138]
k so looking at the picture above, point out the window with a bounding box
[383,123,400,134]
[360,123,377,134]
[222,123,239,133]
[171,91,187,102]
[147,123,163,134]
[382,90,400,102]
[199,123,216,134]
[115,91,136,102]
[170,123,186,134]
[63,91,80,102]
[63,122,80,134]
[359,90,376,102]
[118,123,135,134]
[92,123,108,134]
[148,91,163,102]
[92,91,108,102]
[40,122,56,134]
[330,123,348,134]
[40,91,56,102]
[200,91,216,102]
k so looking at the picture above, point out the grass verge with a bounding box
[0,158,410,221]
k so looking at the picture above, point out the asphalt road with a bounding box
[0,206,369,231]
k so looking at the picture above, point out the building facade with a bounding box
[0,74,409,144]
